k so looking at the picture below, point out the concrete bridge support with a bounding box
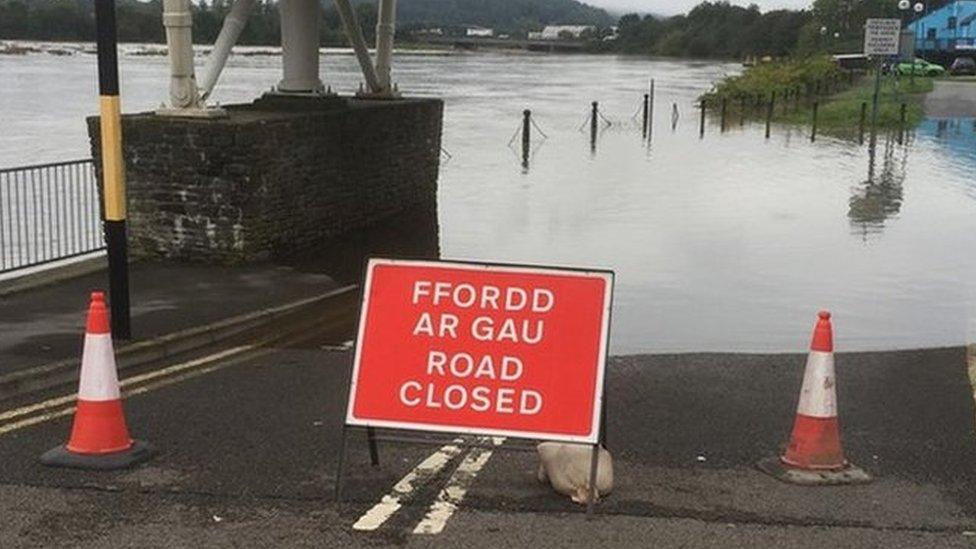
[278,0,325,94]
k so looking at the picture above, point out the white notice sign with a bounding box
[864,18,901,56]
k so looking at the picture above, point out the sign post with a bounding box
[336,258,614,512]
[864,18,902,147]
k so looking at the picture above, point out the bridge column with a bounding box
[159,0,217,116]
[278,0,324,94]
[374,0,398,95]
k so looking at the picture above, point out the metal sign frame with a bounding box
[334,257,616,516]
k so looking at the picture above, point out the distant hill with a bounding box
[361,0,616,31]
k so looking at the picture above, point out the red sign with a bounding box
[345,259,613,443]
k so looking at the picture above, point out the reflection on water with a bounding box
[849,132,906,236]
[281,204,440,285]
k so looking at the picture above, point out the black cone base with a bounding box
[40,440,154,470]
[757,456,871,486]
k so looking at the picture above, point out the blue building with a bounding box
[907,0,976,55]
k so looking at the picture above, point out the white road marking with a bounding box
[352,439,466,531]
[412,437,505,535]
[0,345,259,436]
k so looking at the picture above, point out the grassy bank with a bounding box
[702,56,844,103]
[702,56,935,139]
[780,77,933,138]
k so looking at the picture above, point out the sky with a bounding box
[584,0,814,17]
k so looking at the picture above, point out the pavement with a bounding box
[1,336,975,547]
[925,80,976,118]
[0,261,339,375]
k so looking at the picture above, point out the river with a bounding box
[1,43,975,353]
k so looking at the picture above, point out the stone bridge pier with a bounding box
[88,0,442,263]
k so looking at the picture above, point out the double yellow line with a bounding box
[0,345,263,438]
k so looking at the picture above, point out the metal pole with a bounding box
[375,0,398,93]
[870,58,882,148]
[161,0,202,110]
[859,101,867,145]
[642,94,649,140]
[765,91,774,139]
[648,79,655,139]
[199,0,256,100]
[899,102,907,144]
[522,109,531,168]
[811,101,819,142]
[590,101,598,152]
[94,0,130,340]
[278,0,324,93]
[699,99,706,138]
[333,0,382,94]
[720,97,727,132]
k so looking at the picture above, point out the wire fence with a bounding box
[0,159,104,274]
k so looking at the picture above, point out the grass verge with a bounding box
[779,77,934,139]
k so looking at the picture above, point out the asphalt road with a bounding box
[1,338,975,547]
[925,80,976,118]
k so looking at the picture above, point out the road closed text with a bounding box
[347,260,612,442]
[399,351,543,414]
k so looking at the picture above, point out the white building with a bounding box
[465,26,494,38]
[539,25,595,40]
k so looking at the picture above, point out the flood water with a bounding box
[2,44,975,353]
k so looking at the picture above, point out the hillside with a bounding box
[383,0,615,30]
[0,0,615,44]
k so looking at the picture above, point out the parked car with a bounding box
[895,58,947,77]
[950,57,976,76]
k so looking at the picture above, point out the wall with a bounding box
[87,96,443,263]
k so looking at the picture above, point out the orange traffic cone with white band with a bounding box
[758,311,870,485]
[782,311,844,469]
[40,292,152,470]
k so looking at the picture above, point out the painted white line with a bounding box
[353,439,466,531]
[0,345,259,436]
[412,437,505,535]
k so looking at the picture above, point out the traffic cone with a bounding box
[758,311,870,485]
[782,311,845,469]
[40,292,152,470]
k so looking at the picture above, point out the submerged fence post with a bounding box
[898,102,907,145]
[522,109,531,168]
[648,78,655,140]
[765,91,774,139]
[720,97,727,132]
[642,94,649,140]
[740,96,746,126]
[699,99,706,138]
[811,101,819,143]
[591,101,598,152]
[858,101,867,145]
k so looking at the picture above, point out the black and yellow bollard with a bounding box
[522,109,531,169]
[95,0,131,340]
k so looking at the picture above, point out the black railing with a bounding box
[0,159,104,274]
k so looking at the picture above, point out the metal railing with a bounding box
[0,159,104,274]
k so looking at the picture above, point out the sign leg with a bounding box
[334,425,348,503]
[367,426,380,467]
[586,443,600,517]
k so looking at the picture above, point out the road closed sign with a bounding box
[864,18,901,56]
[345,259,613,443]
